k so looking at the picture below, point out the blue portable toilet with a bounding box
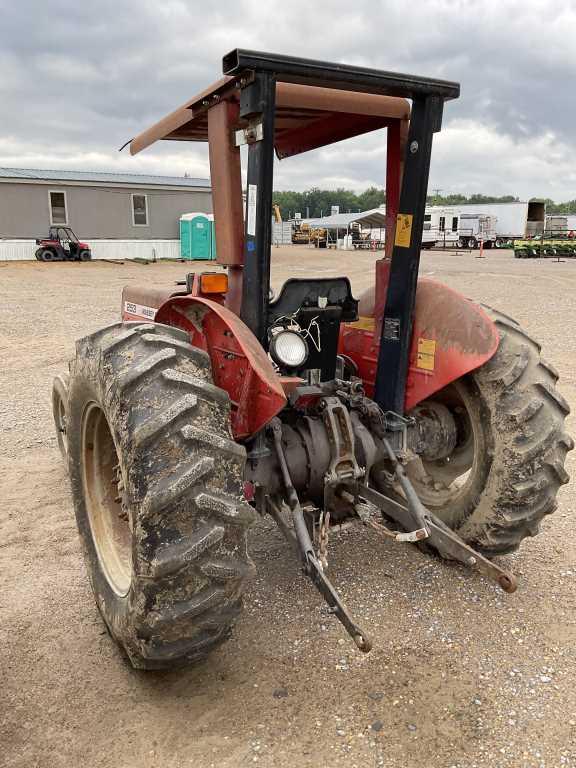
[180,213,216,260]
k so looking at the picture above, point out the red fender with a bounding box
[339,277,499,411]
[152,296,287,439]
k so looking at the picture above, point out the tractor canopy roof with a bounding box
[129,77,412,160]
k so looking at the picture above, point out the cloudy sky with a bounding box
[1,0,576,200]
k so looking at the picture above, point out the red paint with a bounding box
[276,114,393,159]
[243,481,255,501]
[155,296,286,439]
[339,278,499,411]
[291,393,322,410]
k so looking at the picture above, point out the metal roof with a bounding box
[129,79,409,159]
[305,207,387,230]
[0,167,210,188]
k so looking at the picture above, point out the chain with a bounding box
[317,510,331,570]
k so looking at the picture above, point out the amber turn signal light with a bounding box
[199,272,228,294]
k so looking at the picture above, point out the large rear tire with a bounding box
[379,308,572,556]
[67,321,256,669]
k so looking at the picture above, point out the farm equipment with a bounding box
[35,226,92,262]
[292,221,328,247]
[514,236,576,259]
[53,49,572,669]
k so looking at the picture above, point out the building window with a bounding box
[49,190,68,225]
[452,216,459,232]
[131,194,149,226]
[439,216,445,232]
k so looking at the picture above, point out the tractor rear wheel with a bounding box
[380,308,572,556]
[66,321,255,669]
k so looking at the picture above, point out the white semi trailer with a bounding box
[425,201,545,248]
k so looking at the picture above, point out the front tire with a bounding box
[386,308,572,556]
[67,321,255,669]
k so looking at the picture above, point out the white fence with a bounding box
[0,239,182,262]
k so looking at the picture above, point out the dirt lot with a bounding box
[1,246,575,768]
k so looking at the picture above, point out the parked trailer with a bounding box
[545,215,576,235]
[426,201,545,247]
[545,215,568,234]
[423,208,497,249]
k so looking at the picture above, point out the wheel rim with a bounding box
[81,402,131,596]
[405,381,481,529]
[55,391,68,456]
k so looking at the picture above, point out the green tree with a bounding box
[274,188,576,219]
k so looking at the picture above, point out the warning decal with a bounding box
[346,316,375,331]
[247,183,257,236]
[417,338,436,371]
[394,213,413,248]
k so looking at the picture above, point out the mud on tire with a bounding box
[67,321,256,669]
[457,307,573,555]
[400,307,573,557]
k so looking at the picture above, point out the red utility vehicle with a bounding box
[36,226,92,262]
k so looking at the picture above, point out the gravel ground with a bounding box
[1,246,575,768]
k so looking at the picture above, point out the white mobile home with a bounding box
[423,208,497,248]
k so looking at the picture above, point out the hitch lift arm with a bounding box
[345,481,518,594]
[270,419,372,652]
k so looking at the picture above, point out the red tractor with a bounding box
[53,50,572,669]
[36,226,92,262]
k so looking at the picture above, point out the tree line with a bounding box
[273,188,576,218]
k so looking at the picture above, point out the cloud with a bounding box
[1,0,576,199]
